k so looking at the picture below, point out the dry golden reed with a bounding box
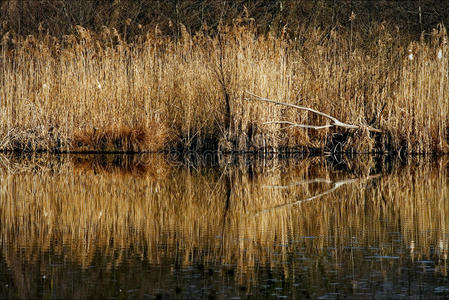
[0,23,448,153]
[1,154,449,290]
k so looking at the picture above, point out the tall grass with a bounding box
[1,23,448,153]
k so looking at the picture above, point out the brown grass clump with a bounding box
[72,123,167,153]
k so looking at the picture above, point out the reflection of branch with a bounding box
[256,175,380,215]
[245,91,382,133]
[263,178,333,189]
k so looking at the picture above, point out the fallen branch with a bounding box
[245,91,382,133]
[264,120,333,130]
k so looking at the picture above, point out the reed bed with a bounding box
[1,23,448,153]
[1,154,449,296]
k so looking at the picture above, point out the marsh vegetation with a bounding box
[1,1,449,153]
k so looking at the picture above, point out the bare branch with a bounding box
[264,121,333,130]
[245,91,382,133]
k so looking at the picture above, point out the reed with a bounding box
[1,23,448,153]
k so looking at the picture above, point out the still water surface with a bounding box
[0,154,449,299]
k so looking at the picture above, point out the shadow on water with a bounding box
[0,153,449,299]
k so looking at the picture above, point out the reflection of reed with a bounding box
[0,153,170,177]
[71,153,170,177]
[0,153,70,174]
[1,155,449,296]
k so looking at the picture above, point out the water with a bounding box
[0,153,448,299]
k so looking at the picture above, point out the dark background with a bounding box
[1,0,448,40]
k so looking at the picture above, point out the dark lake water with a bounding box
[0,153,449,299]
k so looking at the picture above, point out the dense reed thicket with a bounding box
[1,17,448,153]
